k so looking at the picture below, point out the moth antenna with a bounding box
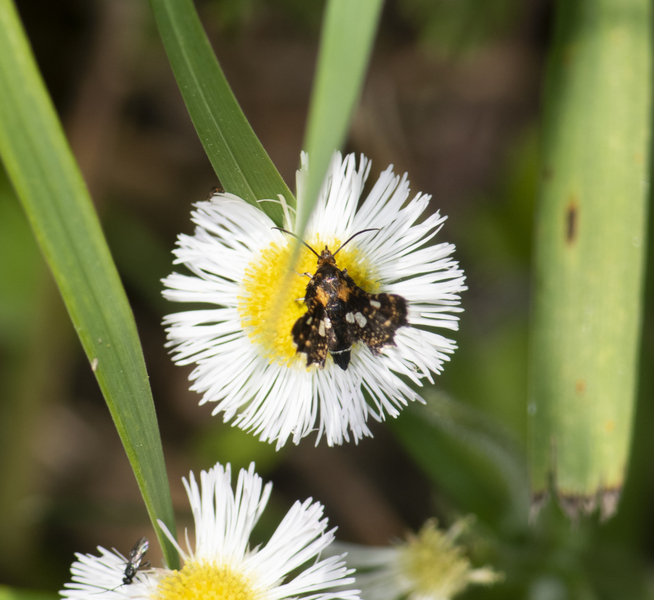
[333,228,380,256]
[272,227,320,258]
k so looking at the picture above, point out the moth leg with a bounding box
[292,270,314,279]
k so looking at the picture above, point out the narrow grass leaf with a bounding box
[147,0,294,226]
[255,0,383,347]
[0,0,178,567]
[296,0,384,235]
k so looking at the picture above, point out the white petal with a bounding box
[61,547,157,600]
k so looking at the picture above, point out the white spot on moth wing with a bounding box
[318,321,326,337]
[306,316,313,325]
[324,317,332,329]
[346,312,355,323]
[370,300,381,309]
[354,312,367,328]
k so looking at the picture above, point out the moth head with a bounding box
[318,247,336,266]
[272,227,380,265]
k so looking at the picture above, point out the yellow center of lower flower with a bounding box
[155,560,257,600]
[238,236,378,367]
[399,521,472,599]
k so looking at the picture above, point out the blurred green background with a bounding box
[2,0,654,598]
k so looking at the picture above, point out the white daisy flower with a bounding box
[61,462,357,600]
[333,519,501,600]
[163,152,465,448]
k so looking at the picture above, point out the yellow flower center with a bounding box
[155,560,257,600]
[399,521,472,599]
[238,235,378,367]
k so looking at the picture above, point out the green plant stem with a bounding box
[530,0,651,520]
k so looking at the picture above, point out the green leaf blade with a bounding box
[297,0,384,233]
[0,0,178,567]
[148,0,294,226]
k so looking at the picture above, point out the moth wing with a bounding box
[346,287,408,354]
[292,301,329,368]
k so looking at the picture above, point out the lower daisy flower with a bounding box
[333,518,501,600]
[61,462,357,600]
[163,152,466,448]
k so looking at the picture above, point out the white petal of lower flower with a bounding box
[62,463,357,600]
[163,152,466,448]
[61,545,157,600]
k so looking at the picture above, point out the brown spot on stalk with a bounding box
[566,197,579,244]
[562,43,576,66]
[575,379,585,395]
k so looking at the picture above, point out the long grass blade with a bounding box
[296,0,384,235]
[147,0,294,226]
[0,0,178,567]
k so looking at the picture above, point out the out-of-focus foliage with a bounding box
[0,171,42,344]
[206,0,324,34]
[443,131,537,443]
[397,0,525,53]
[0,587,57,600]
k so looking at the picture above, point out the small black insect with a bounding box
[274,227,408,370]
[208,183,225,198]
[121,537,150,585]
[90,537,150,594]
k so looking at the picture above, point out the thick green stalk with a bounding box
[530,0,651,520]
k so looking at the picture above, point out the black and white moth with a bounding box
[274,228,408,370]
